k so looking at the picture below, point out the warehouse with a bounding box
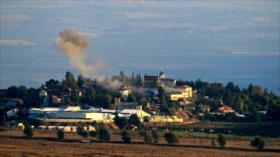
[28,106,150,122]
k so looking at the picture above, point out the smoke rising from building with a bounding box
[57,29,104,77]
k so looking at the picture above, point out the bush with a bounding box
[23,124,33,138]
[144,131,152,144]
[128,114,141,127]
[28,119,44,128]
[138,130,146,137]
[151,130,160,143]
[77,127,88,138]
[250,136,265,150]
[57,130,64,140]
[211,138,216,147]
[89,131,97,138]
[77,127,83,134]
[217,134,226,148]
[114,116,128,129]
[91,121,97,126]
[143,116,150,123]
[98,128,110,142]
[138,130,152,144]
[164,132,179,145]
[121,130,131,143]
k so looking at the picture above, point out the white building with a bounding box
[28,106,150,122]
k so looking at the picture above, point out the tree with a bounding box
[127,93,137,102]
[235,95,245,113]
[250,137,265,150]
[23,124,33,138]
[45,79,60,90]
[121,130,131,143]
[218,134,226,148]
[266,102,280,122]
[160,104,176,115]
[164,132,179,145]
[77,75,84,88]
[64,71,78,89]
[98,128,110,142]
[57,130,64,140]
[114,116,128,129]
[120,71,125,81]
[7,86,19,98]
[25,88,40,107]
[81,87,96,105]
[6,85,27,100]
[151,130,160,143]
[128,114,141,127]
[139,96,148,110]
[104,94,113,107]
[158,86,166,105]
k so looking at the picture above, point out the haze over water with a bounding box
[0,0,279,94]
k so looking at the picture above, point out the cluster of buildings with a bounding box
[143,71,192,102]
[1,71,193,125]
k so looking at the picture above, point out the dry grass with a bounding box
[0,129,279,157]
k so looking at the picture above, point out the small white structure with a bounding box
[119,85,131,98]
[118,109,150,119]
[150,116,183,123]
[6,108,18,118]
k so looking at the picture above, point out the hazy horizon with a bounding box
[0,0,279,94]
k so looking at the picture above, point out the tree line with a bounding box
[177,79,280,122]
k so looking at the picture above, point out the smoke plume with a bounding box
[57,29,104,77]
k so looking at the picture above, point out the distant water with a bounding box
[0,0,279,95]
[1,44,279,95]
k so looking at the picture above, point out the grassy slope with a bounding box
[154,121,280,138]
[0,128,279,157]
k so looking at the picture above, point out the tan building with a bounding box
[170,85,192,101]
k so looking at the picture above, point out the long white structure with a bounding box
[28,106,150,122]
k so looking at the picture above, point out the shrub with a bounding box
[144,131,152,144]
[164,132,179,145]
[211,138,216,147]
[77,127,83,134]
[89,131,97,138]
[128,114,141,127]
[138,130,146,137]
[91,121,97,126]
[121,130,131,143]
[143,116,150,123]
[98,128,110,142]
[77,127,88,138]
[23,124,33,138]
[57,130,64,140]
[250,136,265,150]
[28,119,43,128]
[114,116,128,129]
[217,134,226,148]
[138,130,152,144]
[151,130,160,143]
